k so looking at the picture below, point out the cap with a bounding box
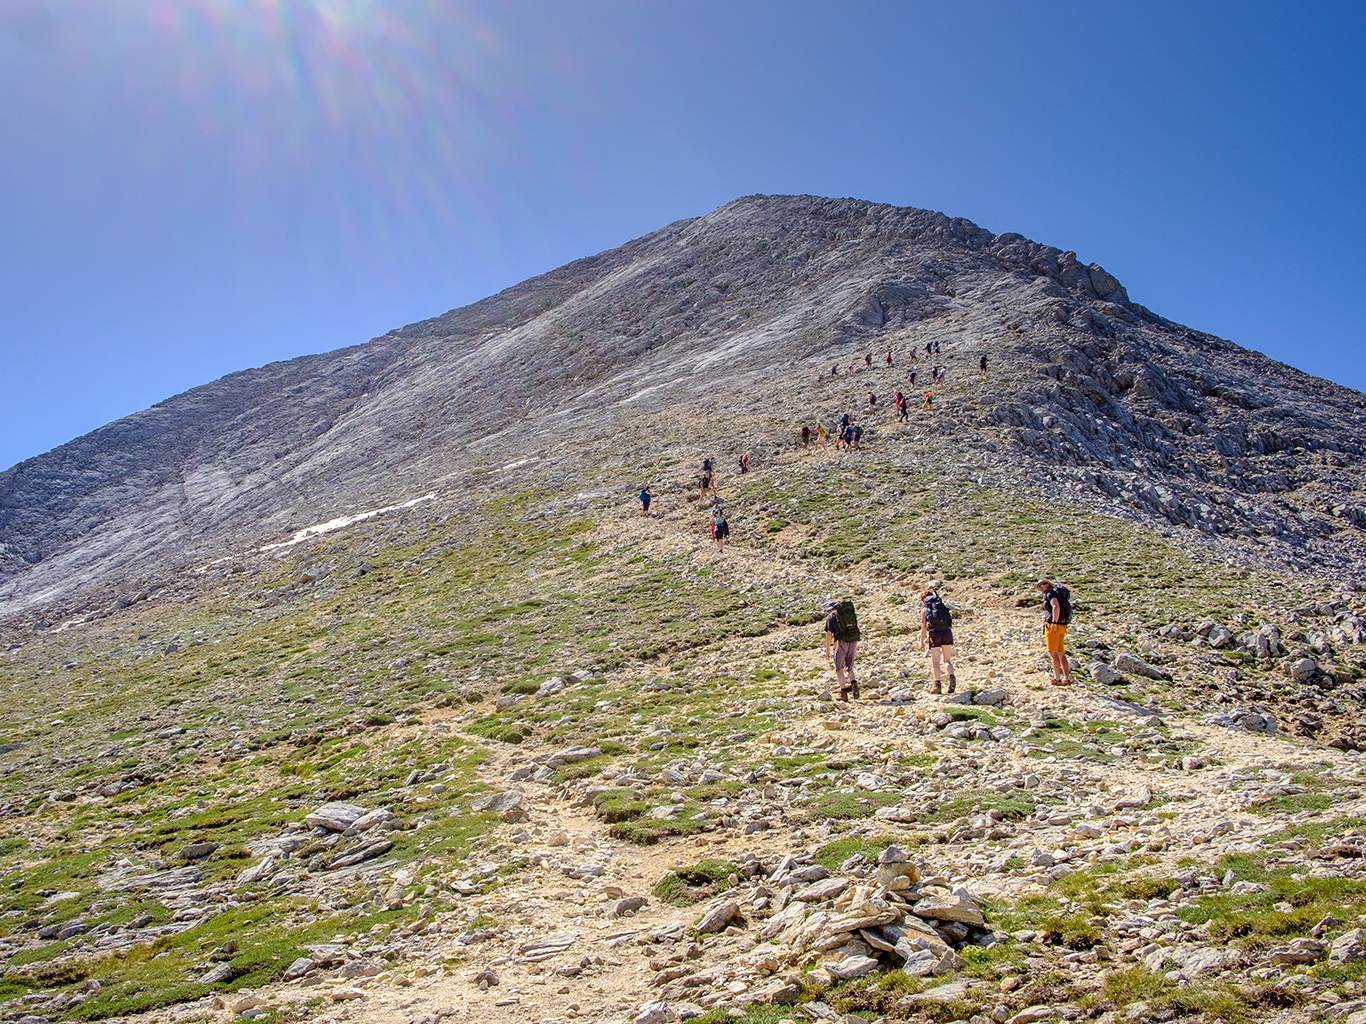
[825,599,839,609]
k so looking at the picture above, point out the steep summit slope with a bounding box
[2,194,1364,619]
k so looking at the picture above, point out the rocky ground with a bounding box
[1,471,1365,1024]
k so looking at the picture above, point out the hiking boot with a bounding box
[848,679,860,700]
[930,681,942,695]
[946,674,957,694]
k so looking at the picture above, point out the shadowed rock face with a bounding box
[2,193,1364,616]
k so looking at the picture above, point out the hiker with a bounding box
[925,342,932,356]
[908,369,917,387]
[839,411,851,432]
[886,347,894,366]
[934,340,941,355]
[801,424,811,447]
[908,346,917,363]
[895,390,909,422]
[867,390,877,414]
[1037,579,1073,686]
[700,467,715,500]
[918,588,956,694]
[865,352,873,370]
[980,354,988,374]
[852,423,863,450]
[815,423,828,448]
[710,507,730,551]
[823,598,861,700]
[639,486,653,516]
[831,363,839,377]
[848,356,858,374]
[922,391,933,410]
[739,453,750,474]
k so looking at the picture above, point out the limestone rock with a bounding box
[304,802,369,832]
[912,892,985,927]
[695,902,742,934]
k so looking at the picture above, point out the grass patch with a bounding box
[813,834,904,870]
[799,791,902,820]
[652,859,735,906]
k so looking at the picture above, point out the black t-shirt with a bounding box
[1042,591,1057,623]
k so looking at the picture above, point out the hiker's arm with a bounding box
[1048,597,1060,622]
[823,631,833,659]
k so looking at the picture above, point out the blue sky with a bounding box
[1,1,1362,471]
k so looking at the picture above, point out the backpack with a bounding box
[923,594,952,632]
[1052,585,1073,626]
[702,458,713,473]
[833,600,861,642]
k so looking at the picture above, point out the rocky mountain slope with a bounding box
[1,195,1366,1024]
[3,195,1365,621]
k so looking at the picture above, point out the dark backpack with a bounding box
[833,600,861,642]
[702,459,713,473]
[923,594,952,631]
[1052,585,1073,626]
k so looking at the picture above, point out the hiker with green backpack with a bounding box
[823,598,861,701]
[918,588,956,694]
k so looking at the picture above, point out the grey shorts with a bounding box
[834,640,857,674]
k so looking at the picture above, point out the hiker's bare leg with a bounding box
[929,647,943,693]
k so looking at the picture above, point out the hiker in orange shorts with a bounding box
[1036,579,1073,686]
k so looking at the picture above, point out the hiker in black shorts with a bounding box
[801,425,811,447]
[700,470,714,500]
[867,390,876,414]
[980,354,988,374]
[865,352,873,369]
[710,507,730,551]
[918,588,957,694]
[639,486,653,516]
[885,347,893,366]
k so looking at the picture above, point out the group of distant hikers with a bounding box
[822,579,1074,701]
[634,337,1060,696]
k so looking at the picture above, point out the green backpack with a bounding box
[833,600,861,642]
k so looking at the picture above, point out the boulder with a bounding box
[1331,928,1365,964]
[343,807,400,836]
[695,902,742,934]
[973,689,1009,706]
[608,896,648,918]
[634,1001,676,1024]
[911,892,985,927]
[1208,625,1234,648]
[1270,937,1326,964]
[1290,657,1319,682]
[825,955,879,979]
[1111,652,1166,680]
[470,789,528,822]
[1090,663,1126,686]
[304,802,369,832]
[536,677,565,698]
[179,841,219,861]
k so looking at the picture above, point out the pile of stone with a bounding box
[659,845,994,1002]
